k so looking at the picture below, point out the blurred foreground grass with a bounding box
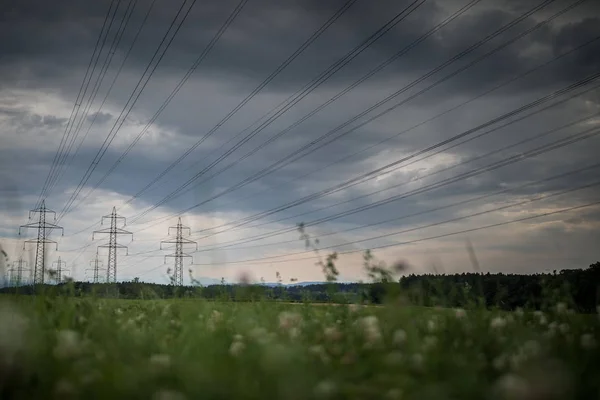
[0,295,599,400]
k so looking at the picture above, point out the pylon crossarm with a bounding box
[113,228,133,235]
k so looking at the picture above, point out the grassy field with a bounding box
[0,295,598,400]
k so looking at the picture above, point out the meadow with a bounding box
[0,293,598,400]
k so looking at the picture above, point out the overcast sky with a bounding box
[1,0,599,285]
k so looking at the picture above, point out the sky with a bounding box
[1,0,600,285]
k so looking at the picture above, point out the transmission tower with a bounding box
[9,258,29,287]
[19,200,64,284]
[160,217,197,286]
[86,253,105,283]
[93,207,132,283]
[52,256,68,283]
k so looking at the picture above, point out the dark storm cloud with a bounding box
[1,0,599,99]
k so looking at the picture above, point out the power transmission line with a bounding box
[36,0,121,208]
[131,67,600,234]
[140,0,480,217]
[46,0,141,198]
[18,201,64,285]
[56,0,199,222]
[93,207,133,283]
[68,0,251,212]
[116,0,373,209]
[129,0,571,225]
[137,196,600,272]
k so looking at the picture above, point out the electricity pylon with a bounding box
[19,200,64,284]
[86,253,104,283]
[52,256,68,283]
[160,217,197,286]
[9,258,29,287]
[93,207,132,283]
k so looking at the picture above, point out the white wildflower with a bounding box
[54,379,77,397]
[580,333,596,349]
[559,323,569,334]
[493,374,531,399]
[357,316,382,348]
[386,388,403,399]
[115,308,123,316]
[149,354,171,370]
[0,303,28,365]
[555,303,567,314]
[314,380,337,398]
[423,335,437,351]
[384,351,403,366]
[427,319,437,332]
[278,311,303,332]
[229,340,245,357]
[233,334,244,342]
[392,329,407,346]
[309,345,330,364]
[53,329,83,360]
[454,308,467,319]
[323,326,342,342]
[152,389,187,400]
[490,316,507,329]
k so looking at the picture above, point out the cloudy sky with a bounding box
[1,0,599,285]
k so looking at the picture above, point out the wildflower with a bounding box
[347,304,359,313]
[323,326,343,342]
[490,316,507,329]
[422,335,437,351]
[314,380,337,398]
[580,334,596,349]
[515,307,524,317]
[115,308,123,316]
[0,303,28,365]
[454,308,467,319]
[278,311,303,332]
[53,329,83,360]
[386,388,403,399]
[411,353,424,369]
[149,354,171,370]
[233,334,244,342]
[493,374,530,399]
[248,327,271,345]
[392,329,407,346]
[558,323,569,334]
[152,389,187,400]
[309,345,330,364]
[54,379,77,397]
[357,316,382,348]
[533,311,547,325]
[555,302,567,314]
[384,351,403,366]
[427,319,437,332]
[493,354,507,371]
[229,340,245,357]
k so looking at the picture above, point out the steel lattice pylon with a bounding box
[19,200,64,285]
[9,258,29,287]
[86,252,105,284]
[93,207,132,283]
[161,218,197,286]
[52,256,68,283]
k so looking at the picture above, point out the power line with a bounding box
[132,67,600,234]
[70,0,251,211]
[117,0,367,209]
[35,0,121,208]
[46,0,142,198]
[129,0,570,225]
[189,115,600,251]
[181,32,600,227]
[56,0,199,222]
[138,196,600,271]
[125,0,430,215]
[129,123,600,259]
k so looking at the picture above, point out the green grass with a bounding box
[0,295,598,400]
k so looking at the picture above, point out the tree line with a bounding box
[2,261,598,313]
